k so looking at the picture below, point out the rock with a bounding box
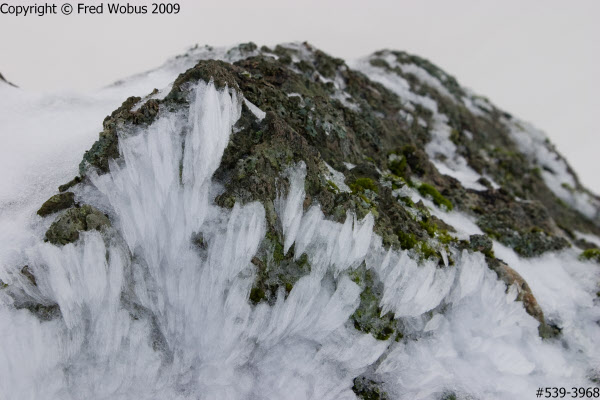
[79,97,160,176]
[58,176,82,192]
[15,302,61,321]
[352,376,390,400]
[475,192,570,257]
[486,257,559,338]
[45,205,111,245]
[36,192,75,217]
[55,42,597,349]
[469,234,493,256]
[20,266,36,286]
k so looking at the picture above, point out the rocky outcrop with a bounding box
[37,192,75,217]
[38,42,600,341]
[44,205,111,245]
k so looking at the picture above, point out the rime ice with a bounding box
[1,43,599,400]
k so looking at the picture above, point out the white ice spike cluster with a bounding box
[1,79,599,400]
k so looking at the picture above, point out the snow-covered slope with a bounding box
[0,43,599,400]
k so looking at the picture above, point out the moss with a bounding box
[249,287,266,304]
[449,129,460,144]
[350,266,399,341]
[350,177,379,194]
[440,393,458,400]
[418,183,453,210]
[397,231,417,250]
[268,231,286,263]
[249,232,311,305]
[326,180,340,194]
[579,248,600,263]
[419,242,437,260]
[419,216,438,237]
[399,196,414,208]
[389,155,407,178]
[403,205,453,250]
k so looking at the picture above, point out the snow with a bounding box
[504,117,600,221]
[352,56,439,113]
[324,162,352,193]
[243,98,266,121]
[426,114,488,191]
[575,231,600,248]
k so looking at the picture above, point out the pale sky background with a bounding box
[1,0,599,193]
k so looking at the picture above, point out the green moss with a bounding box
[348,268,363,285]
[419,218,437,237]
[350,177,379,194]
[440,393,457,400]
[363,156,375,163]
[266,231,286,263]
[531,167,542,178]
[249,232,312,305]
[326,179,340,194]
[297,252,309,269]
[415,215,457,246]
[397,229,439,261]
[249,287,266,304]
[579,248,600,263]
[449,129,460,144]
[350,267,399,341]
[419,242,437,260]
[399,196,415,208]
[418,183,453,210]
[561,182,575,193]
[389,156,407,178]
[397,231,417,250]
